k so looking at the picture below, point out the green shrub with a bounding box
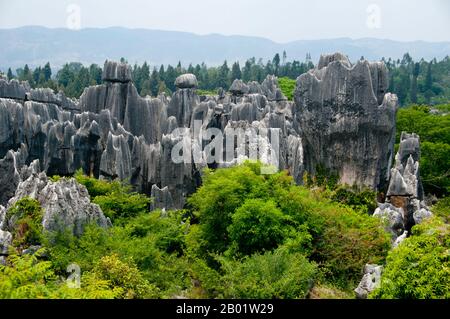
[188,162,270,254]
[215,247,316,298]
[278,77,296,100]
[74,169,119,197]
[6,197,44,248]
[275,185,391,288]
[93,188,150,222]
[371,217,449,299]
[330,185,378,214]
[188,162,390,288]
[227,199,290,256]
[45,211,192,298]
[432,197,450,223]
[0,249,56,298]
[74,170,151,222]
[83,254,158,299]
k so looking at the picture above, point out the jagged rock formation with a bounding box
[0,54,400,211]
[4,160,111,236]
[373,132,432,238]
[294,53,397,190]
[0,159,110,259]
[378,132,432,233]
[356,131,432,298]
[354,264,383,299]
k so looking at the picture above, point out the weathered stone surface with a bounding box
[167,87,199,127]
[373,203,404,239]
[102,60,132,83]
[0,79,27,100]
[354,264,383,299]
[387,132,423,199]
[0,229,12,255]
[229,79,249,95]
[0,56,404,211]
[393,230,408,248]
[150,185,174,211]
[100,132,132,180]
[294,53,397,190]
[175,74,198,89]
[0,145,28,206]
[379,131,431,235]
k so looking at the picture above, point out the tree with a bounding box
[272,53,281,76]
[164,65,177,92]
[242,59,252,82]
[410,62,420,103]
[425,62,433,103]
[371,217,449,299]
[217,61,230,89]
[149,68,160,97]
[228,199,288,255]
[21,64,33,84]
[158,65,165,83]
[43,62,52,82]
[7,68,13,80]
[230,61,241,81]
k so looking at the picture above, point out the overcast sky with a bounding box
[0,0,449,42]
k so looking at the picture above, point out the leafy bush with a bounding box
[275,185,390,287]
[371,217,450,299]
[74,169,118,197]
[188,162,271,254]
[188,162,390,288]
[93,188,150,222]
[432,197,450,223]
[6,197,44,248]
[330,185,378,214]
[278,77,296,100]
[82,254,158,299]
[227,199,290,255]
[0,249,56,298]
[215,248,316,298]
[74,170,151,222]
[45,211,192,298]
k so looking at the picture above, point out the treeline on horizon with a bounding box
[3,52,450,105]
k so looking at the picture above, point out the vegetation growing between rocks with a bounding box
[396,104,450,196]
[0,162,393,299]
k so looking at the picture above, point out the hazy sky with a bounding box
[0,0,449,42]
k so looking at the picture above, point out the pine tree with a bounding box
[230,62,241,81]
[149,68,160,97]
[218,61,230,88]
[411,62,420,103]
[43,62,52,81]
[7,68,13,80]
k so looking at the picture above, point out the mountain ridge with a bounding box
[1,26,449,70]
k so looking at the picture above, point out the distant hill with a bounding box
[1,26,450,70]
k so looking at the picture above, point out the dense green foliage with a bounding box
[278,77,296,100]
[386,54,450,105]
[73,170,150,222]
[6,198,44,249]
[214,248,316,298]
[396,104,450,196]
[371,217,449,299]
[189,162,390,289]
[0,163,395,298]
